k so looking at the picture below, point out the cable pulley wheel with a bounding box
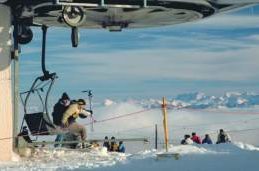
[62,6,86,27]
[18,26,33,44]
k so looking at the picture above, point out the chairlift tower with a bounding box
[0,4,14,161]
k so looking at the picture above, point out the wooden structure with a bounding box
[162,97,169,152]
[0,4,14,161]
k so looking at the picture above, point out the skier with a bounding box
[181,135,193,145]
[61,99,92,148]
[103,136,110,150]
[216,129,231,144]
[52,92,71,126]
[110,136,119,152]
[52,92,71,147]
[191,132,202,144]
[202,134,213,144]
[118,141,125,153]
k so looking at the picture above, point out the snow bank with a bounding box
[234,142,259,151]
[1,143,259,171]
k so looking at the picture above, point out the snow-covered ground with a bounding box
[0,142,259,171]
[10,93,259,170]
[86,100,259,147]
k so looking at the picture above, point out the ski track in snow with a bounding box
[0,143,259,171]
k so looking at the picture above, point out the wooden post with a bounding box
[0,4,14,161]
[162,97,169,152]
[155,124,158,150]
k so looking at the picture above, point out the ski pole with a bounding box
[88,90,94,132]
[82,90,94,132]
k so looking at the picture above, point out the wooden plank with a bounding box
[31,140,92,146]
[156,153,180,160]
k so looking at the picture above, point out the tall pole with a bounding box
[13,18,20,150]
[162,97,169,152]
[0,4,14,161]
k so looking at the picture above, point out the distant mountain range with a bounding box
[103,92,259,109]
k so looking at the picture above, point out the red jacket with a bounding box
[191,135,202,144]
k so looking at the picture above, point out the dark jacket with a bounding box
[202,137,213,144]
[52,99,69,126]
[216,132,231,144]
[103,141,110,150]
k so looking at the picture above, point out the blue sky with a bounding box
[20,5,259,101]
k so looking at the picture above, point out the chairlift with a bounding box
[20,25,58,138]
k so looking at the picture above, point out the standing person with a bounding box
[52,92,71,147]
[191,132,202,144]
[118,141,125,153]
[216,129,231,144]
[181,135,193,145]
[202,134,213,144]
[61,99,91,148]
[110,136,119,152]
[103,136,110,150]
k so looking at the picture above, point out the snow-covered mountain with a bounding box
[103,92,259,109]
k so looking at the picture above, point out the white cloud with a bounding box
[243,34,259,41]
[189,14,259,29]
[20,12,259,98]
[51,44,259,82]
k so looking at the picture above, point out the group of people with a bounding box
[103,136,125,153]
[181,129,231,145]
[20,92,232,151]
[52,92,92,148]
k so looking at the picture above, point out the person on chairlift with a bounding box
[18,126,32,143]
[52,92,71,147]
[61,99,92,148]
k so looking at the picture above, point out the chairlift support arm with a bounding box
[40,25,56,81]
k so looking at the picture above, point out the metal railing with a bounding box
[56,0,148,8]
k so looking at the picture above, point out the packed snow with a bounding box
[103,99,115,106]
[0,142,259,171]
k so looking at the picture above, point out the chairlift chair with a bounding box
[20,75,57,137]
[20,25,58,138]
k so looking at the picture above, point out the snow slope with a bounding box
[103,91,259,109]
[0,142,259,171]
